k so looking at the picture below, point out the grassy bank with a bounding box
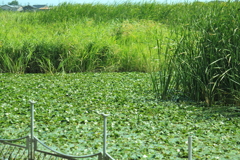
[0,73,239,159]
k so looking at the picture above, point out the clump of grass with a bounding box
[140,1,240,105]
[169,2,240,105]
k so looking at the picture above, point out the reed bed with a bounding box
[0,1,239,105]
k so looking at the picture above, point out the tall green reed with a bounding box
[141,1,240,105]
[172,1,240,105]
[148,34,176,100]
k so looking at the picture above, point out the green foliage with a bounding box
[8,0,19,5]
[148,28,180,100]
[121,1,240,106]
[0,73,239,159]
[0,1,239,104]
[0,2,239,159]
[170,2,240,106]
[0,7,166,73]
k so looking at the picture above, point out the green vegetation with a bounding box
[171,1,240,106]
[8,0,19,5]
[0,73,239,159]
[0,1,239,105]
[0,2,170,73]
[0,1,240,159]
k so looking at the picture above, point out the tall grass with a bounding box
[147,28,179,100]
[170,1,240,105]
[0,1,239,105]
[0,4,167,73]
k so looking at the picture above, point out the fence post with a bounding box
[29,101,36,160]
[101,113,110,160]
[188,136,192,160]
